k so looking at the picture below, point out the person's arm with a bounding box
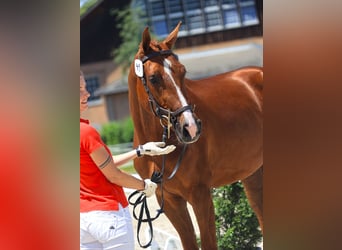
[112,142,176,168]
[112,150,137,168]
[90,146,144,190]
[90,142,175,195]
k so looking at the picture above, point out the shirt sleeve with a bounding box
[80,124,105,155]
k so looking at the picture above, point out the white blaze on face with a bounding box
[163,59,197,139]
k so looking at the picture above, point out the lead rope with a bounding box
[128,126,167,248]
[128,125,187,248]
[128,170,164,248]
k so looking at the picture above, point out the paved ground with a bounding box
[126,187,263,250]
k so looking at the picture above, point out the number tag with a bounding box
[134,59,144,77]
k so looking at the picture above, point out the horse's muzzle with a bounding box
[175,117,202,144]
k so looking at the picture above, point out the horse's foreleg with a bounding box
[156,188,198,250]
[189,185,217,250]
[241,166,263,232]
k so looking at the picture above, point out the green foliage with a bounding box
[111,5,157,75]
[100,117,134,145]
[80,0,99,16]
[111,6,147,74]
[213,182,262,250]
[119,164,136,174]
[121,117,134,143]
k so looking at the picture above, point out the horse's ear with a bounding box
[164,21,181,49]
[142,26,151,53]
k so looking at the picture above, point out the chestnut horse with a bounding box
[128,22,263,250]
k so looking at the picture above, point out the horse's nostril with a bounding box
[196,119,202,134]
[183,127,190,137]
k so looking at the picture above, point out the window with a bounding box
[170,16,186,31]
[168,0,183,13]
[85,76,100,102]
[137,0,260,37]
[184,0,201,10]
[205,0,218,7]
[153,20,168,36]
[206,11,222,28]
[240,5,259,25]
[151,0,166,16]
[222,0,236,9]
[188,14,204,33]
[223,9,241,28]
[239,0,254,3]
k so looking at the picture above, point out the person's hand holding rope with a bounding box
[129,174,164,248]
[141,179,157,197]
[135,142,175,197]
[130,141,175,247]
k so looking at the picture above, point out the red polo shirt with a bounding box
[80,118,128,212]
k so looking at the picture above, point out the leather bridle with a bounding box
[129,49,192,248]
[137,49,194,134]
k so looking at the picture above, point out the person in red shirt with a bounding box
[80,71,175,249]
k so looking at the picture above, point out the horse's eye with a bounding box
[149,75,158,85]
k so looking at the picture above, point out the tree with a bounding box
[111,5,155,75]
[80,0,99,16]
[213,182,262,249]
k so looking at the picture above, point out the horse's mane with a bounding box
[150,40,160,48]
[138,40,163,57]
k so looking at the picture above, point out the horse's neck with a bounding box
[129,91,164,143]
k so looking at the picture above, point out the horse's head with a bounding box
[132,22,201,144]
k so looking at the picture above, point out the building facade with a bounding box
[134,0,262,45]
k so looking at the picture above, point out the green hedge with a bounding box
[213,182,262,249]
[100,117,134,145]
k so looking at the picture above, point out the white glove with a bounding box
[142,179,157,197]
[136,142,176,157]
